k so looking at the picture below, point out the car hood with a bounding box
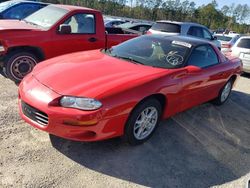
[0,20,38,31]
[32,50,168,99]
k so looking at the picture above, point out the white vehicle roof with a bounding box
[156,20,204,27]
[238,36,250,39]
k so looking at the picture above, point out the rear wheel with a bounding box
[213,79,233,105]
[124,98,162,145]
[4,51,39,83]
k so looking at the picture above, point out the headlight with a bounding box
[60,96,102,110]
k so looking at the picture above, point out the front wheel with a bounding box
[124,98,162,145]
[4,51,39,83]
[213,79,233,105]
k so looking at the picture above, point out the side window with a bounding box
[3,4,43,19]
[188,45,219,68]
[187,26,203,38]
[63,13,95,34]
[203,29,212,40]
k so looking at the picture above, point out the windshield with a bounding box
[0,1,18,12]
[24,5,68,29]
[104,36,191,69]
[216,35,232,42]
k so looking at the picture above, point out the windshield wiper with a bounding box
[22,20,39,27]
[114,55,144,65]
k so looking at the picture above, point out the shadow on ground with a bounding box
[50,90,250,188]
[241,73,250,79]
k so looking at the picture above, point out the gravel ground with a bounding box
[0,72,250,188]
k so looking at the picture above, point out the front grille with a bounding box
[21,101,48,126]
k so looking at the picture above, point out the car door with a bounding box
[50,12,105,57]
[180,44,226,111]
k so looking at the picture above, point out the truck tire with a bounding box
[4,51,39,83]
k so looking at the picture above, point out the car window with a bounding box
[138,26,148,32]
[237,38,250,49]
[187,26,204,38]
[203,29,212,40]
[3,3,44,19]
[216,35,232,42]
[64,13,95,34]
[151,22,180,33]
[188,45,219,68]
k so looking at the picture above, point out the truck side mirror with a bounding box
[58,24,71,34]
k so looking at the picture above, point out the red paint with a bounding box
[19,47,242,142]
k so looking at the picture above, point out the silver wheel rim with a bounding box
[10,55,37,81]
[133,107,158,140]
[221,81,232,102]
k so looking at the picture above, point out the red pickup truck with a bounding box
[0,4,138,82]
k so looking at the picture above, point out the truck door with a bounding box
[49,12,105,58]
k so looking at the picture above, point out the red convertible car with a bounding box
[18,35,242,145]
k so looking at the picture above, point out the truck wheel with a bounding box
[124,98,162,145]
[4,51,39,83]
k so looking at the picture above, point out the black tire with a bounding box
[4,51,39,83]
[124,98,162,145]
[212,79,233,105]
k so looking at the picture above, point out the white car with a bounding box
[148,21,221,49]
[215,34,240,53]
[231,36,250,73]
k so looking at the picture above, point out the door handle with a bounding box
[88,37,97,42]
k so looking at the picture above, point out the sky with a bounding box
[193,0,250,8]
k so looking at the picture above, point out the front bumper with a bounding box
[18,74,127,141]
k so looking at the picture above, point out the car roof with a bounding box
[151,34,213,46]
[239,36,250,39]
[156,20,204,27]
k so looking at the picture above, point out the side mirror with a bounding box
[212,36,217,40]
[58,24,71,34]
[187,65,201,73]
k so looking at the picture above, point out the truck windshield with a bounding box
[104,35,191,69]
[24,5,68,29]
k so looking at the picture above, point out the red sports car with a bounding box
[18,35,242,145]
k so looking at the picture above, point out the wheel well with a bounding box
[135,94,166,114]
[230,75,237,84]
[7,46,45,61]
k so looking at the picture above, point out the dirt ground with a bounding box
[0,72,250,188]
